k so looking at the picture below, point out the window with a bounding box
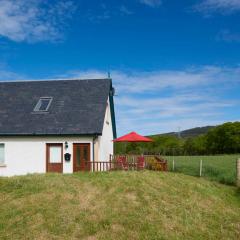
[49,146,62,163]
[0,144,5,165]
[34,97,52,112]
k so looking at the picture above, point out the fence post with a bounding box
[172,159,175,171]
[199,159,202,177]
[109,154,112,171]
[237,159,240,187]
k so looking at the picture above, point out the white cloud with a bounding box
[216,29,240,42]
[0,0,76,42]
[1,65,239,135]
[119,5,133,15]
[139,0,162,8]
[57,69,108,80]
[195,0,240,14]
[0,64,237,135]
[0,65,24,80]
[57,66,240,135]
[84,4,134,23]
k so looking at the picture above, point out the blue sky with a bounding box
[0,0,240,135]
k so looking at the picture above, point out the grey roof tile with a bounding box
[0,78,112,135]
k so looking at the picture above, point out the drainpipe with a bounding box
[92,134,98,164]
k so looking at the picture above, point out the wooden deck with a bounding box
[79,155,168,172]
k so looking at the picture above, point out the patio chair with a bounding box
[137,156,145,170]
[154,156,168,171]
[116,156,128,170]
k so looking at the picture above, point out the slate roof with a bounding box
[0,78,116,136]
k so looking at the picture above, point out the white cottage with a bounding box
[0,78,116,176]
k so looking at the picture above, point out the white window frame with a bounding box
[0,143,5,165]
[34,97,53,112]
[49,145,62,163]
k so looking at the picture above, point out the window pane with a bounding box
[0,144,5,164]
[39,99,50,111]
[83,146,88,162]
[76,146,81,167]
[49,146,62,163]
[34,97,52,112]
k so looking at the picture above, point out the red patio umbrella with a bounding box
[113,132,153,169]
[113,131,153,142]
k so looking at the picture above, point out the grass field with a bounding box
[164,155,240,185]
[0,171,240,239]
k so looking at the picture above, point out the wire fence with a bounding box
[163,154,239,185]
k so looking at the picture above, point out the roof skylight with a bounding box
[34,97,53,112]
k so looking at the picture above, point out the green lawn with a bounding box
[0,171,240,239]
[164,155,240,185]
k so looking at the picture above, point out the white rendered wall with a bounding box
[97,98,114,162]
[0,136,93,177]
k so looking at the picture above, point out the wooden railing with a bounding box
[80,161,113,172]
[80,155,168,172]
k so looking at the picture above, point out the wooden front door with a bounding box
[73,143,91,172]
[46,144,63,173]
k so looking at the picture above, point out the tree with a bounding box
[206,122,240,154]
[114,122,240,155]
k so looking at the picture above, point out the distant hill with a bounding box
[151,126,215,138]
